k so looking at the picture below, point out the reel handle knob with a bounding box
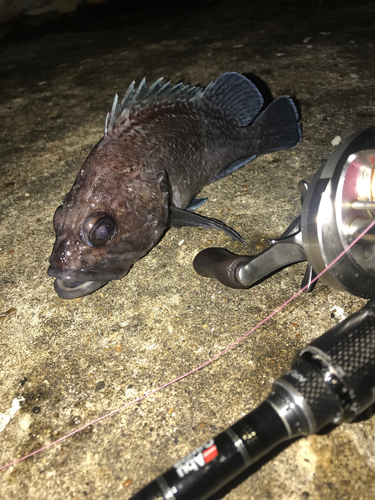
[193,248,251,289]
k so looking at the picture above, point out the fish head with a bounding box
[48,138,169,299]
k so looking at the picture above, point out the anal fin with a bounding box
[210,155,256,184]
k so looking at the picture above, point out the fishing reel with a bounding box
[194,127,375,299]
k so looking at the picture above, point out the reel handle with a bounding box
[193,248,251,289]
[193,220,307,289]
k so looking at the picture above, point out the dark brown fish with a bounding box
[48,72,301,298]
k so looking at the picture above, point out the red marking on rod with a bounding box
[203,444,219,463]
[1,218,374,473]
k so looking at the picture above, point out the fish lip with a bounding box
[54,278,109,299]
[47,266,122,282]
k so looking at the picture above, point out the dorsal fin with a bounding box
[200,72,263,126]
[105,77,204,135]
[105,72,264,135]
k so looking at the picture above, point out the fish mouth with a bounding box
[47,266,125,299]
[53,278,110,299]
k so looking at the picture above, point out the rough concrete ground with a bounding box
[0,1,375,499]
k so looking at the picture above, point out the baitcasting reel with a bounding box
[194,127,375,299]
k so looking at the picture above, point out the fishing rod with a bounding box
[130,127,375,499]
[130,299,375,500]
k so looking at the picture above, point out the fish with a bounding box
[48,72,301,299]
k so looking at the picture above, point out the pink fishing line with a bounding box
[1,217,374,473]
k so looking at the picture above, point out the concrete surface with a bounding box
[0,1,375,499]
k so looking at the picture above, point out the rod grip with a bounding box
[295,298,375,422]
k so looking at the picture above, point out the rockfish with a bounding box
[48,72,301,298]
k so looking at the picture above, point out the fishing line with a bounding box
[1,217,375,473]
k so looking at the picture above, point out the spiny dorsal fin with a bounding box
[105,77,204,135]
[104,72,264,135]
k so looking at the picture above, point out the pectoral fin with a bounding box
[170,206,246,245]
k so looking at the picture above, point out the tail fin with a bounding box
[252,97,302,155]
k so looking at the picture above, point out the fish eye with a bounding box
[82,212,117,248]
